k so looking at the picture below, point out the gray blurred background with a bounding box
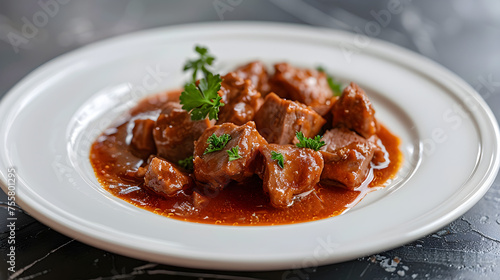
[1,1,499,279]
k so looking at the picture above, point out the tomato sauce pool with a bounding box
[90,90,402,225]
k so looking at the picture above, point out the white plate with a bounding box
[1,22,499,271]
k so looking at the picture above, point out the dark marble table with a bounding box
[1,1,499,279]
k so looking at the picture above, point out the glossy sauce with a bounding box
[90,91,402,225]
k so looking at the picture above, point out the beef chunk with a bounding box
[322,127,372,151]
[368,135,388,165]
[234,61,271,95]
[193,121,267,190]
[260,144,324,208]
[130,119,156,158]
[320,128,375,190]
[144,157,192,196]
[331,82,378,138]
[269,62,335,115]
[310,96,338,117]
[153,102,212,163]
[217,72,263,125]
[254,93,326,145]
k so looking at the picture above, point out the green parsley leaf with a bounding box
[180,72,224,121]
[204,133,231,154]
[183,45,215,83]
[295,131,326,151]
[178,156,194,171]
[271,151,284,168]
[227,146,241,161]
[316,66,343,96]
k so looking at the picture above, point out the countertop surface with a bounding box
[1,1,499,279]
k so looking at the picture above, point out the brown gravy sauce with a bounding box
[90,90,402,225]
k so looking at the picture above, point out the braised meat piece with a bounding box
[331,82,378,138]
[144,157,192,196]
[311,96,338,117]
[260,144,324,208]
[130,118,156,158]
[322,127,374,151]
[270,62,335,115]
[216,72,263,125]
[254,93,326,145]
[234,61,271,95]
[193,121,267,190]
[153,102,212,163]
[368,135,388,165]
[320,128,375,190]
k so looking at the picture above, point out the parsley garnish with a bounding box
[317,66,343,96]
[183,45,215,83]
[204,133,231,154]
[271,151,284,168]
[178,156,194,171]
[227,146,241,161]
[295,131,326,151]
[180,72,224,121]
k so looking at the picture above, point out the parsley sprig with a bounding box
[183,45,215,83]
[180,72,224,121]
[178,156,194,171]
[317,66,343,96]
[227,146,241,161]
[271,151,284,168]
[295,131,326,151]
[180,46,224,121]
[204,133,231,154]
